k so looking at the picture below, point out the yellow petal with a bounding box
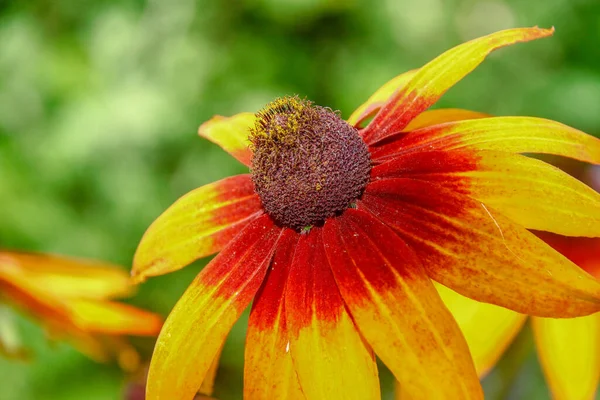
[68,299,163,336]
[362,178,600,317]
[286,228,380,400]
[403,108,490,131]
[533,315,600,400]
[435,284,526,377]
[324,210,482,400]
[244,231,305,400]
[362,27,554,144]
[374,116,600,165]
[198,113,255,166]
[347,69,418,127]
[146,215,282,400]
[373,149,600,236]
[132,174,262,282]
[0,251,132,300]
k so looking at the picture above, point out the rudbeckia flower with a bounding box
[0,251,163,370]
[133,27,600,400]
[431,164,600,400]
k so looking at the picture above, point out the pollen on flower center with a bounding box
[250,96,371,231]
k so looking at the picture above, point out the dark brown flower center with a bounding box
[250,96,371,231]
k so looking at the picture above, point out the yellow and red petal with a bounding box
[371,117,600,164]
[244,229,304,400]
[199,345,223,396]
[132,175,263,282]
[285,228,380,400]
[435,284,526,377]
[361,178,600,317]
[361,27,554,144]
[533,315,600,400]
[146,215,282,400]
[372,149,600,236]
[198,113,255,166]
[536,232,600,278]
[0,252,132,300]
[347,70,418,128]
[67,299,163,336]
[323,210,482,400]
[403,109,490,131]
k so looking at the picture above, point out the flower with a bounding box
[133,27,600,400]
[425,164,600,400]
[0,251,163,371]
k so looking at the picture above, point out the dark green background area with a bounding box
[1,0,599,399]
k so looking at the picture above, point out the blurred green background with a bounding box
[1,0,599,399]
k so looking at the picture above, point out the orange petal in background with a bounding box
[132,174,263,282]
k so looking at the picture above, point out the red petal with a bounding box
[146,215,283,400]
[371,149,600,236]
[536,232,600,278]
[285,228,380,400]
[361,178,600,317]
[244,229,305,400]
[324,210,482,399]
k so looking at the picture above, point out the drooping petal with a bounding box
[132,174,263,282]
[146,215,283,400]
[347,70,418,127]
[198,113,255,166]
[67,299,163,336]
[285,228,380,400]
[435,284,526,377]
[536,232,600,278]
[533,315,600,400]
[372,149,600,236]
[0,252,132,300]
[371,117,600,164]
[403,109,489,131]
[361,27,554,144]
[361,178,600,317]
[244,229,305,400]
[323,210,482,400]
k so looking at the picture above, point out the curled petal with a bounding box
[146,215,282,400]
[372,149,600,236]
[403,109,490,131]
[198,113,255,166]
[371,117,600,164]
[0,252,132,300]
[536,232,600,278]
[533,315,600,400]
[435,284,526,377]
[324,210,482,400]
[347,70,418,127]
[361,178,600,317]
[286,228,380,400]
[244,230,305,400]
[132,175,263,282]
[361,27,554,144]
